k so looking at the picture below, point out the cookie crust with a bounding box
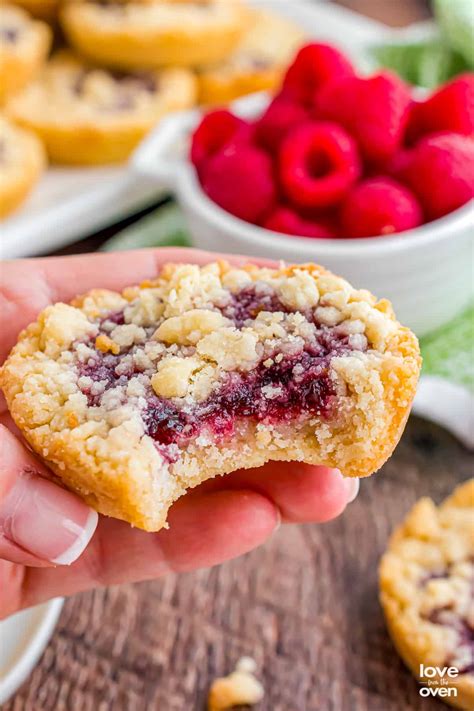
[0,4,51,104]
[198,9,305,105]
[0,116,46,217]
[380,480,474,710]
[6,51,197,164]
[60,0,249,70]
[1,261,420,531]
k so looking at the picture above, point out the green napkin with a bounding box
[101,203,190,252]
[370,0,473,88]
[419,303,474,392]
[371,40,469,89]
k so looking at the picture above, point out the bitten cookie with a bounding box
[0,261,421,531]
[60,0,249,70]
[0,4,51,104]
[198,9,305,105]
[380,480,474,710]
[5,51,197,164]
[0,116,46,217]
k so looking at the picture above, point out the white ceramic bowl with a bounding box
[133,94,474,337]
[0,598,64,704]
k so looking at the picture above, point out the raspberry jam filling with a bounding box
[221,284,290,326]
[142,348,340,445]
[74,283,368,452]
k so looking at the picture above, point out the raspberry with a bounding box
[201,143,276,223]
[316,71,412,163]
[263,206,335,238]
[278,122,361,209]
[398,132,474,220]
[282,43,355,107]
[190,109,248,172]
[406,74,474,145]
[255,95,310,152]
[340,177,423,238]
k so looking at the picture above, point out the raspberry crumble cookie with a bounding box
[380,480,474,710]
[198,9,305,105]
[60,0,248,70]
[0,116,46,217]
[6,51,196,164]
[0,4,51,104]
[0,261,420,531]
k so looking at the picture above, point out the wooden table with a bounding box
[11,2,467,710]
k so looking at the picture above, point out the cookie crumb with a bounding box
[95,334,120,355]
[208,657,264,711]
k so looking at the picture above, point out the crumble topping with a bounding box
[48,263,388,454]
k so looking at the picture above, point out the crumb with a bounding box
[208,657,264,711]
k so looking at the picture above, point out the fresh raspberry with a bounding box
[340,177,423,238]
[278,122,361,209]
[282,43,355,107]
[397,132,474,220]
[255,95,310,152]
[316,71,412,163]
[201,143,276,223]
[406,74,474,145]
[263,206,335,238]
[384,148,412,178]
[190,110,249,172]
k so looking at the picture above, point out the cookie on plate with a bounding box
[60,0,249,70]
[0,261,421,531]
[5,51,197,164]
[0,4,51,104]
[380,480,474,710]
[198,9,305,104]
[0,115,46,217]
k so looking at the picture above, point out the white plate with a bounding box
[0,0,389,259]
[0,598,64,705]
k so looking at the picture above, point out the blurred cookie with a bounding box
[0,116,46,217]
[60,0,249,70]
[6,51,197,164]
[198,9,305,104]
[380,480,474,710]
[0,4,51,104]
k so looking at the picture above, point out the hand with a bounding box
[0,248,359,619]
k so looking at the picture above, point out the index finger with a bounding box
[0,247,276,363]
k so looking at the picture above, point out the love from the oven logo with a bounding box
[418,664,459,700]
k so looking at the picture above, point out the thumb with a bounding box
[0,425,98,567]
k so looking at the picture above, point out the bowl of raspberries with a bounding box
[134,43,473,336]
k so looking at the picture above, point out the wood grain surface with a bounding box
[6,416,472,711]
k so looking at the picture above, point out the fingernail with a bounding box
[274,508,282,531]
[344,478,360,504]
[0,471,98,565]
